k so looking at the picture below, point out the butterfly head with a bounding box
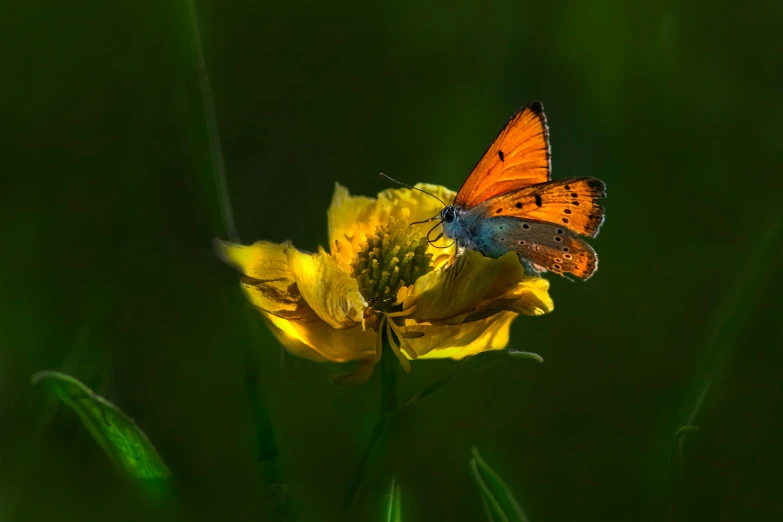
[440,206,456,224]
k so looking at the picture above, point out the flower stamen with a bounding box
[351,218,433,313]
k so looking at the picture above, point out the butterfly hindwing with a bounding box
[468,215,599,280]
[472,177,606,238]
[454,101,551,209]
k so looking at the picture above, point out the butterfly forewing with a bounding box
[454,101,551,209]
[474,177,606,238]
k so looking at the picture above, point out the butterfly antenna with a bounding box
[379,173,447,207]
[425,220,454,249]
[409,211,441,227]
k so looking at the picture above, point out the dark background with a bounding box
[3,1,782,521]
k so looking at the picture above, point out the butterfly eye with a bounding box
[441,206,456,223]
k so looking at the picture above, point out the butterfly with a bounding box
[420,101,606,280]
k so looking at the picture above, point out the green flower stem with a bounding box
[346,330,399,511]
[380,328,400,415]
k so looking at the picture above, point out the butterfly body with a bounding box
[438,101,606,280]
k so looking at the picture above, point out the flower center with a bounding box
[351,217,433,310]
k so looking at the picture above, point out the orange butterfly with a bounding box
[431,101,606,280]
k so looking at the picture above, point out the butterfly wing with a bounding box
[469,215,599,280]
[458,176,606,280]
[474,177,606,238]
[454,101,551,209]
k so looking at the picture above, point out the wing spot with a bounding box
[564,254,572,259]
[515,202,523,209]
[498,150,505,162]
[522,223,530,229]
[557,229,564,235]
[564,184,571,190]
[555,236,562,242]
[571,193,578,198]
[518,240,526,245]
[496,208,502,214]
[562,218,569,224]
[564,208,572,215]
[572,201,580,206]
[535,194,543,207]
[555,258,562,263]
[553,263,561,270]
[563,247,569,252]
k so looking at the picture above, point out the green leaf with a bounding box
[469,447,530,522]
[31,370,171,481]
[384,476,403,522]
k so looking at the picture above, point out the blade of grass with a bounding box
[470,447,530,522]
[481,495,499,522]
[664,216,782,501]
[384,476,403,522]
[676,216,781,434]
[183,2,294,518]
[185,0,238,242]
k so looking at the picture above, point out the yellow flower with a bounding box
[214,183,554,383]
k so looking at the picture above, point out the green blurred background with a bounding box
[3,0,782,520]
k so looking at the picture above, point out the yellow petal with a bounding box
[403,250,526,323]
[263,311,376,363]
[508,277,555,316]
[214,239,317,321]
[443,276,555,324]
[285,244,367,329]
[327,183,378,271]
[400,311,518,360]
[326,183,458,272]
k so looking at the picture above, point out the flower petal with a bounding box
[507,277,554,316]
[403,251,526,323]
[263,311,376,363]
[400,311,518,360]
[441,276,555,325]
[327,183,378,271]
[214,239,318,321]
[285,244,367,329]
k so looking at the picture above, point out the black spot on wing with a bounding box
[535,194,542,207]
[498,150,505,162]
